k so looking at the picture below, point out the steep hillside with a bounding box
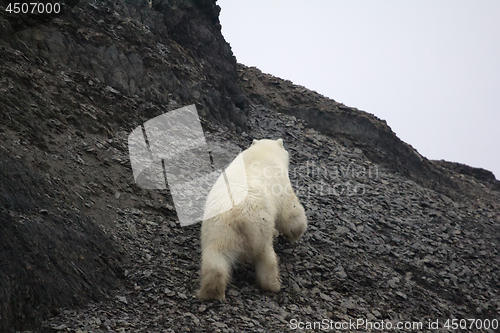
[0,0,499,332]
[0,0,247,330]
[237,65,500,199]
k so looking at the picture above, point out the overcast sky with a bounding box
[217,0,500,180]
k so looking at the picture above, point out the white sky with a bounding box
[218,0,500,180]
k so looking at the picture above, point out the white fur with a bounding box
[198,139,307,301]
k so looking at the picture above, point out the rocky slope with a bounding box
[236,65,500,199]
[0,0,499,332]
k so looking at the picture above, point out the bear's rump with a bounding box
[202,207,275,260]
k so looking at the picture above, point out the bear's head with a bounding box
[250,139,289,167]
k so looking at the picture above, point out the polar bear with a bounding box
[198,138,307,301]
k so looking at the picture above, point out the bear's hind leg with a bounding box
[198,250,231,301]
[255,244,281,292]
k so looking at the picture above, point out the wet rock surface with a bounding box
[0,0,499,332]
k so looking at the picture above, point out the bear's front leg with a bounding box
[255,244,281,292]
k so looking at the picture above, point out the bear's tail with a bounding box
[198,250,231,301]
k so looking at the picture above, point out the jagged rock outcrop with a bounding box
[1,0,247,131]
[237,64,500,199]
